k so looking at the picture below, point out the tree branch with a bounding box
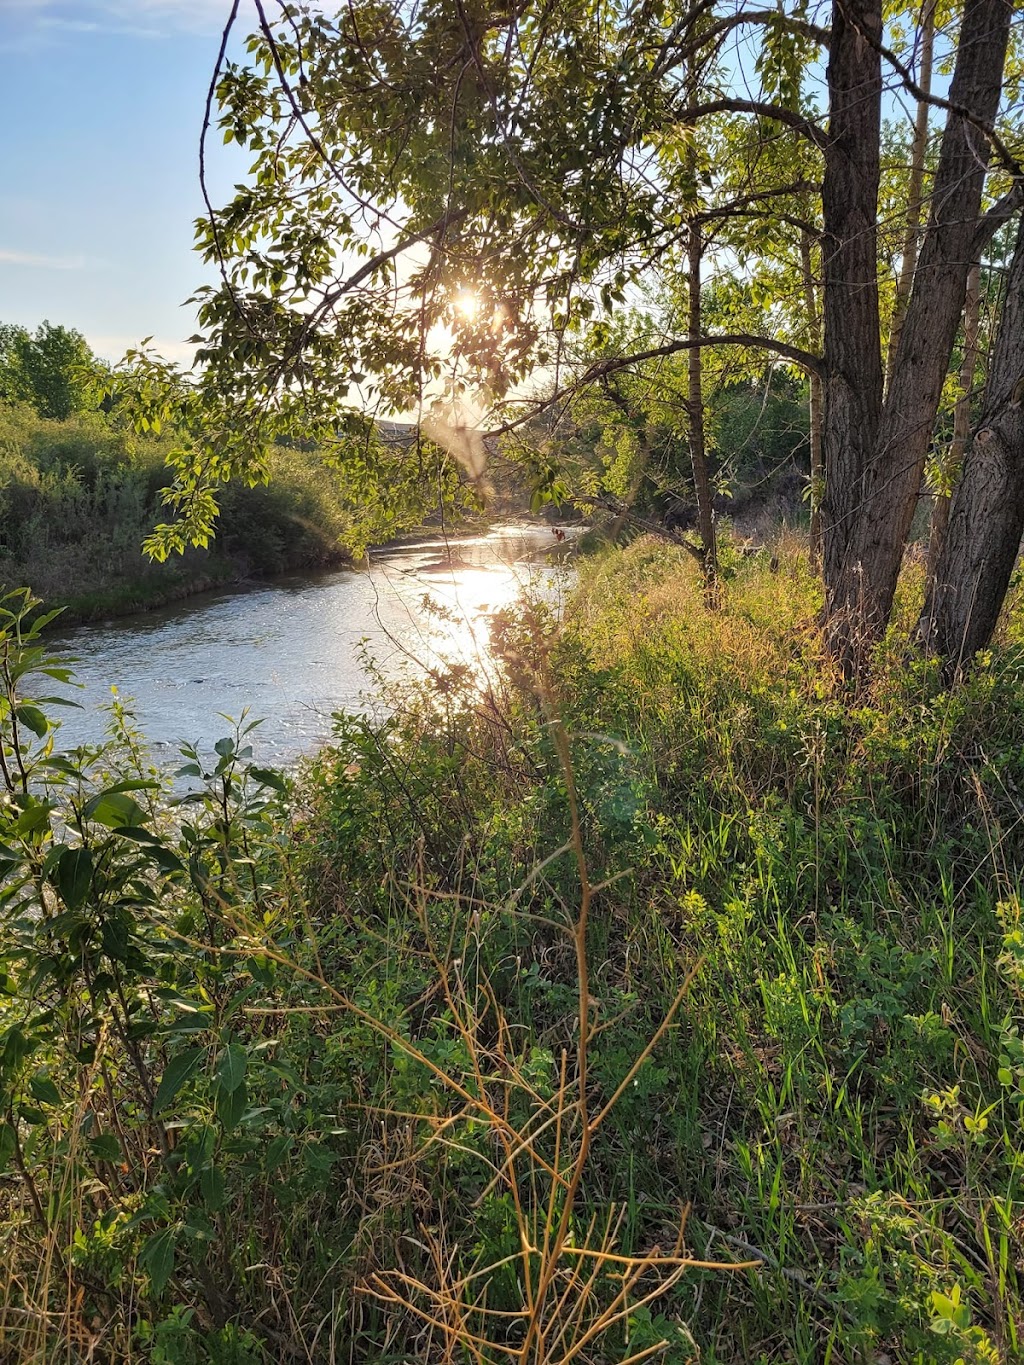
[652,8,829,82]
[487,332,822,442]
[695,179,820,225]
[673,99,829,150]
[572,492,706,562]
[199,1,243,319]
[973,182,1024,257]
[851,10,1023,179]
[581,334,822,380]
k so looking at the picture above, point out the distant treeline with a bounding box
[0,322,424,622]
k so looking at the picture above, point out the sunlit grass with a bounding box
[3,543,1024,1362]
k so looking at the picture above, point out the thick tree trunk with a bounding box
[822,0,1012,671]
[926,213,1024,671]
[799,231,824,568]
[884,0,936,393]
[820,0,884,661]
[922,262,981,622]
[687,218,717,583]
[808,371,824,570]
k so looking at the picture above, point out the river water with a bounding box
[48,522,576,766]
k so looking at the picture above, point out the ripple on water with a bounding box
[46,523,578,766]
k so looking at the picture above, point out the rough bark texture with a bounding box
[927,213,1024,670]
[687,218,717,582]
[822,0,1012,670]
[799,230,824,567]
[884,0,936,393]
[922,261,981,621]
[820,0,884,655]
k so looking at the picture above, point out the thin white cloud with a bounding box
[35,16,164,38]
[0,247,86,270]
[3,0,236,42]
[102,0,237,34]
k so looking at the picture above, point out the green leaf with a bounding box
[15,705,48,738]
[81,791,149,829]
[15,802,51,836]
[249,767,287,792]
[200,1164,226,1211]
[216,1078,246,1133]
[89,1132,122,1162]
[216,1042,247,1094]
[0,1122,16,1173]
[29,1073,61,1106]
[153,1046,206,1113]
[264,1134,293,1172]
[55,847,93,911]
[140,1227,175,1296]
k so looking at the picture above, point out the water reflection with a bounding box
[48,522,577,764]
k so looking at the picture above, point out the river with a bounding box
[47,522,577,766]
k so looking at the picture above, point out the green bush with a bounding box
[0,406,360,619]
[2,539,1023,1363]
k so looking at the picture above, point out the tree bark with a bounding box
[799,230,824,568]
[884,0,936,393]
[822,0,1012,672]
[686,217,717,583]
[922,261,981,623]
[820,0,885,662]
[926,212,1024,671]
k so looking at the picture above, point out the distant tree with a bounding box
[0,324,30,406]
[0,321,98,420]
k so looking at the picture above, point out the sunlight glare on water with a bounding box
[48,523,577,766]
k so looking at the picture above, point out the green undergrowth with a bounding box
[1,538,1023,1363]
[0,405,359,623]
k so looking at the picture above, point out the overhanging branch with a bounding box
[582,334,822,380]
[673,99,829,151]
[487,332,822,440]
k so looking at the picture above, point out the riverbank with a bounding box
[45,547,351,628]
[2,540,1022,1363]
[0,404,406,626]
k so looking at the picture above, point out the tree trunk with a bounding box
[922,261,981,625]
[687,217,717,583]
[822,0,1012,672]
[819,0,885,663]
[799,230,824,568]
[925,212,1024,671]
[884,0,936,393]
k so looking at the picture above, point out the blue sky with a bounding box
[1,0,247,363]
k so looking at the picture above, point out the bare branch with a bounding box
[580,334,822,380]
[674,99,829,150]
[199,1,243,319]
[852,9,1023,179]
[487,332,821,446]
[652,7,829,82]
[973,183,1024,256]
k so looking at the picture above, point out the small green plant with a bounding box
[4,537,1024,1362]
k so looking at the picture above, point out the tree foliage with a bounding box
[0,321,99,421]
[131,0,1024,673]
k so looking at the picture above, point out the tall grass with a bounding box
[0,406,359,621]
[1,535,1023,1363]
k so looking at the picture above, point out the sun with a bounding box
[453,289,480,321]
